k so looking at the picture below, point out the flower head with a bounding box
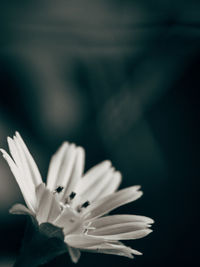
[1,132,154,263]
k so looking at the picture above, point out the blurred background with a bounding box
[0,0,200,266]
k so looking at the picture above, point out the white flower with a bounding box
[1,132,154,263]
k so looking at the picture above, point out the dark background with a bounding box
[0,1,200,266]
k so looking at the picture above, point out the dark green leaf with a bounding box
[13,220,67,267]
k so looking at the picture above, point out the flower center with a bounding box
[53,188,92,236]
[54,187,90,213]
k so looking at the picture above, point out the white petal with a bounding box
[35,182,46,206]
[82,186,142,220]
[36,183,61,223]
[46,143,77,194]
[53,143,76,189]
[15,132,42,186]
[0,149,36,212]
[36,184,61,224]
[65,234,107,248]
[73,161,112,202]
[9,203,35,217]
[90,229,153,240]
[54,206,82,235]
[7,137,36,195]
[68,246,81,263]
[95,170,122,200]
[90,215,154,229]
[82,242,142,258]
[61,146,85,201]
[88,222,149,236]
[72,162,121,208]
[46,142,69,190]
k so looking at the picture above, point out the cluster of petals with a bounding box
[1,132,153,263]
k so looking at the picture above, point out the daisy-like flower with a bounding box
[1,132,153,264]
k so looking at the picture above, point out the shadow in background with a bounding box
[0,0,200,266]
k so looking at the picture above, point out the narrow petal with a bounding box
[90,215,154,229]
[87,248,133,259]
[46,142,69,190]
[82,186,142,220]
[46,143,77,194]
[114,241,142,255]
[36,185,61,224]
[7,137,35,192]
[15,132,42,186]
[82,242,142,258]
[7,137,36,195]
[89,229,153,240]
[61,146,85,201]
[53,143,76,190]
[95,170,122,200]
[68,246,81,263]
[9,203,35,217]
[0,149,36,212]
[36,183,61,224]
[88,222,150,236]
[65,234,107,248]
[73,161,112,202]
[35,183,46,206]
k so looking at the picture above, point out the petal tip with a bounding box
[77,146,85,154]
[134,185,141,191]
[15,131,20,136]
[149,218,155,224]
[0,148,5,154]
[146,229,153,235]
[7,136,13,143]
[104,160,112,166]
[62,141,69,148]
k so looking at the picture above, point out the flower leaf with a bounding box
[13,219,67,267]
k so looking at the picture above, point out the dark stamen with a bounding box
[69,191,76,200]
[81,201,90,208]
[55,186,64,193]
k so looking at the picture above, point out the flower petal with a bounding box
[95,170,122,200]
[72,161,121,206]
[65,234,107,248]
[46,142,68,190]
[9,203,35,217]
[36,184,61,224]
[0,149,36,212]
[53,206,82,235]
[15,132,42,186]
[82,186,142,220]
[82,242,142,259]
[7,136,35,193]
[68,246,81,263]
[89,229,153,240]
[90,214,154,229]
[46,143,79,195]
[61,146,85,201]
[74,161,111,196]
[88,222,150,236]
[80,168,121,203]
